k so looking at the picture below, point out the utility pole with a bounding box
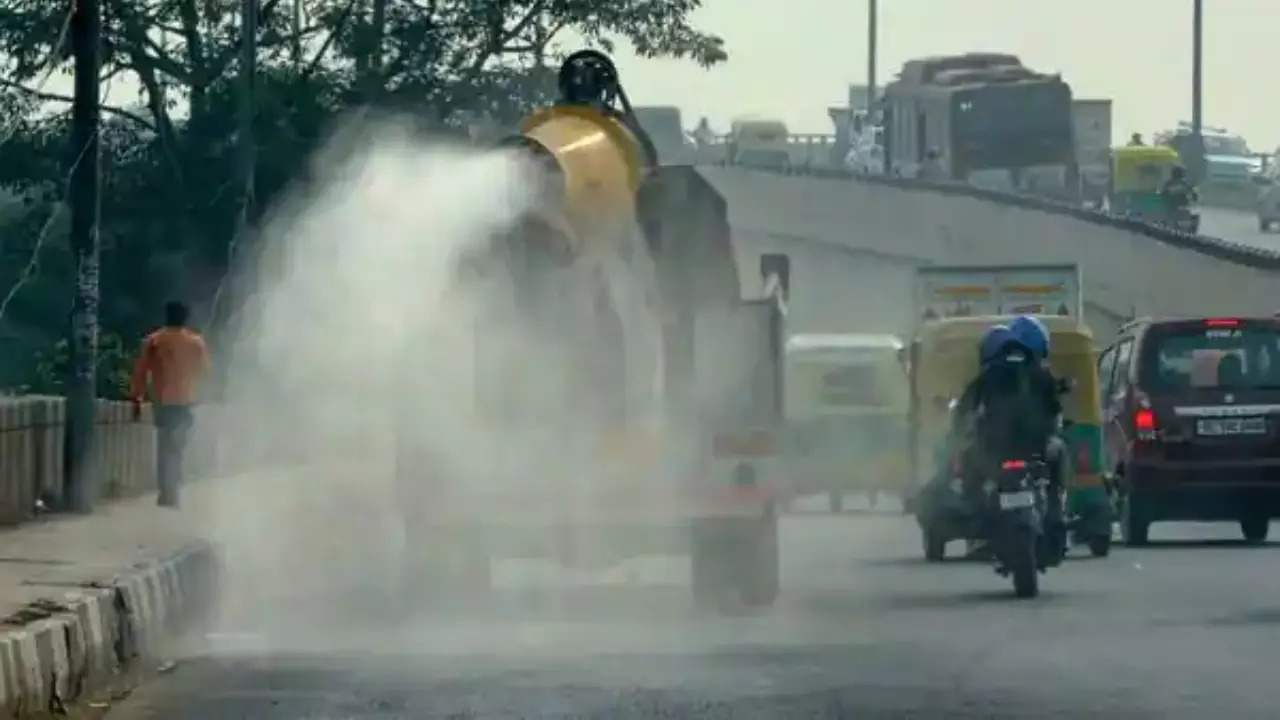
[1189,0,1204,183]
[866,0,878,109]
[65,0,102,513]
[235,0,257,254]
[291,0,302,69]
[211,0,257,332]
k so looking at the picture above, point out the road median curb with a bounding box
[0,540,219,716]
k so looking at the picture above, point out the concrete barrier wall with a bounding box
[0,397,229,525]
[0,397,156,524]
[702,166,1280,344]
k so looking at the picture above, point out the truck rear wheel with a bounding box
[690,511,780,614]
[828,492,843,513]
[401,520,492,613]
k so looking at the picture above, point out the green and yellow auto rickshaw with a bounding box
[782,333,910,512]
[1108,145,1183,223]
[907,315,1113,560]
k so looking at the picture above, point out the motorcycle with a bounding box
[1170,206,1200,234]
[982,456,1055,598]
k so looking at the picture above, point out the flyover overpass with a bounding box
[705,143,1280,344]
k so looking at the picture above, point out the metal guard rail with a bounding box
[711,159,1280,271]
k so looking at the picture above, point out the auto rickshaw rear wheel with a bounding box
[923,529,946,562]
[1087,534,1112,557]
[1240,515,1270,545]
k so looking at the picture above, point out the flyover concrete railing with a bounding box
[696,138,1279,269]
[696,154,1280,348]
[703,166,1280,345]
[0,396,224,525]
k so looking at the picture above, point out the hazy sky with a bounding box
[38,0,1279,151]
[605,0,1280,150]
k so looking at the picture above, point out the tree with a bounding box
[29,332,133,399]
[0,0,727,389]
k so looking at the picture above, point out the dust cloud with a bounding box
[192,117,539,651]
[187,116,729,660]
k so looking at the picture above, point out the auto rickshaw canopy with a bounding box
[1111,145,1181,193]
[911,315,1101,435]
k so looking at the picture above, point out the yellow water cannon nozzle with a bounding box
[497,50,662,248]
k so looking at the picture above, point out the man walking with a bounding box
[130,301,211,508]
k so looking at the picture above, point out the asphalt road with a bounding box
[107,497,1280,719]
[100,203,1280,719]
[1201,206,1278,252]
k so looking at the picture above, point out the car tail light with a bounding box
[1134,408,1157,441]
[1205,318,1240,327]
[1001,459,1027,470]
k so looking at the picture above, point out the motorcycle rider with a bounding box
[952,324,1061,463]
[1160,165,1198,217]
[951,323,1066,561]
[1007,315,1071,555]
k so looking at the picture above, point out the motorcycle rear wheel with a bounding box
[1006,528,1040,598]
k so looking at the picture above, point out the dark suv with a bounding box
[1101,316,1280,545]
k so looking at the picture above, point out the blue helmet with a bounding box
[1009,315,1050,358]
[978,324,1018,365]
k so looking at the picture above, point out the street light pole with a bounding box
[235,0,257,249]
[1190,0,1204,182]
[867,0,877,108]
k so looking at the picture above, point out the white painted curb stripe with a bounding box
[0,542,218,716]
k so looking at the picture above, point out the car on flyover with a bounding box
[1101,316,1280,546]
[1256,171,1280,233]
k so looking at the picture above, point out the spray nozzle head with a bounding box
[557,50,622,108]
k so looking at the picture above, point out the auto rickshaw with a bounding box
[1108,145,1193,229]
[907,315,1113,561]
[782,333,910,512]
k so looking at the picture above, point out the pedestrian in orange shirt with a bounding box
[130,301,212,508]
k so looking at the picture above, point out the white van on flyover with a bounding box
[728,117,792,171]
[782,333,911,512]
[1257,161,1280,233]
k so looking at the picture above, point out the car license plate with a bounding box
[1196,417,1267,436]
[999,491,1035,510]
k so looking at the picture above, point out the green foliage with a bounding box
[29,332,135,400]
[0,0,726,390]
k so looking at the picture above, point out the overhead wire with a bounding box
[0,75,113,327]
[0,1,80,327]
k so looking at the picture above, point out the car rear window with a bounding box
[1141,321,1280,392]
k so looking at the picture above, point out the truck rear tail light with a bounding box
[593,428,661,467]
[712,430,777,458]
